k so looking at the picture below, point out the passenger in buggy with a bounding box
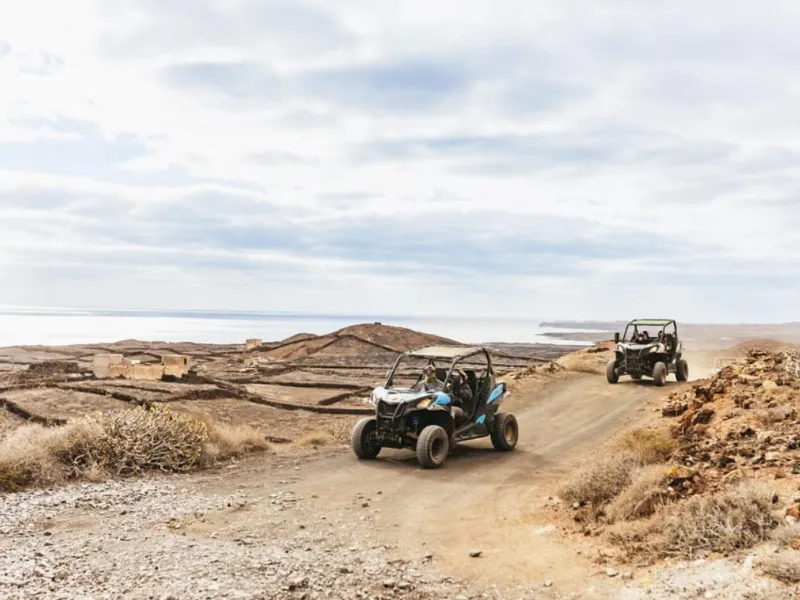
[448,369,473,421]
[413,364,443,392]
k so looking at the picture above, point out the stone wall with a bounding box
[92,354,190,380]
[245,338,263,350]
[106,363,165,381]
[92,354,124,379]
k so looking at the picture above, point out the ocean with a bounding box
[0,307,596,347]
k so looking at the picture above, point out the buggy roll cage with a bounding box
[616,319,678,344]
[384,346,493,390]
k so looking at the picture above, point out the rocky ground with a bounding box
[0,471,486,600]
[662,348,800,492]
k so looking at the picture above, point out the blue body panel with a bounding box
[433,392,451,406]
[487,383,506,405]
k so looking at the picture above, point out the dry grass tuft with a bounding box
[771,523,800,548]
[607,517,662,561]
[742,590,800,600]
[608,464,671,522]
[614,427,676,465]
[557,351,609,375]
[0,405,269,492]
[294,417,359,447]
[560,454,637,506]
[0,410,23,436]
[760,553,800,584]
[659,483,778,559]
[295,431,334,447]
[206,422,271,461]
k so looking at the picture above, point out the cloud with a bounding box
[97,0,354,59]
[0,0,799,322]
[162,58,475,112]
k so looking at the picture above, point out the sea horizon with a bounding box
[0,305,599,348]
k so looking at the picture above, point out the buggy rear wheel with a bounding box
[606,359,619,384]
[491,412,518,451]
[351,417,381,459]
[652,361,667,386]
[416,425,449,469]
[676,359,689,382]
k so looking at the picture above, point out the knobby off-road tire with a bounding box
[416,425,449,469]
[351,417,381,459]
[676,359,689,382]
[652,361,668,387]
[490,412,518,451]
[606,359,619,384]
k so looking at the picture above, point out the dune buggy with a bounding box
[607,318,688,386]
[351,346,518,469]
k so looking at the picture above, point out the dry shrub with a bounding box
[760,553,800,584]
[560,454,637,506]
[659,483,778,558]
[614,427,676,465]
[0,406,269,492]
[608,464,671,522]
[70,405,209,476]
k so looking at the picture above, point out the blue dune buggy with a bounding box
[351,346,518,469]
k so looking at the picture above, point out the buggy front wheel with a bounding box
[606,360,619,384]
[676,359,689,382]
[652,361,667,386]
[491,412,518,451]
[416,425,449,468]
[351,417,381,459]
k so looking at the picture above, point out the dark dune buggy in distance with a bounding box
[351,346,518,469]
[607,318,689,386]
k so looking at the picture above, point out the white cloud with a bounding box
[0,0,799,321]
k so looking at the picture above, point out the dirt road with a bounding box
[2,370,687,599]
[280,373,679,595]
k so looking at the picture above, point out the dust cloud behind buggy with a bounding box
[351,346,518,469]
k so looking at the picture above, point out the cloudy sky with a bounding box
[1,1,799,322]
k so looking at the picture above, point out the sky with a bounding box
[1,0,799,322]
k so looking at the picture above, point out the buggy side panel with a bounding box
[487,382,506,404]
[433,392,451,406]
